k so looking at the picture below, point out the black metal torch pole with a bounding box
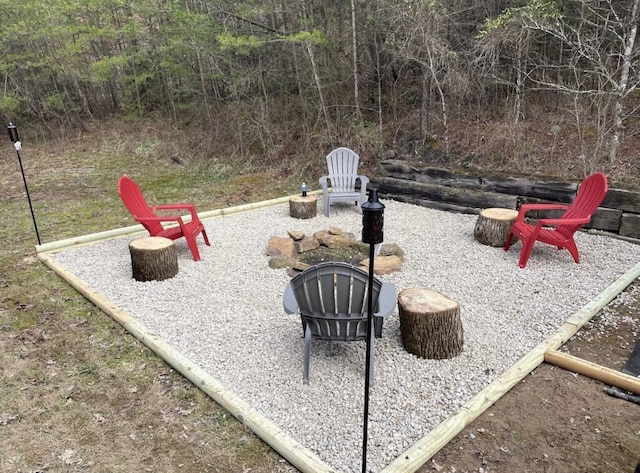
[8,123,41,245]
[361,188,385,473]
[361,240,375,473]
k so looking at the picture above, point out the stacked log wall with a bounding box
[372,159,640,240]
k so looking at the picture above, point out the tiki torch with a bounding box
[360,188,385,473]
[8,123,41,245]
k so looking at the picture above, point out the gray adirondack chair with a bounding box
[283,262,396,385]
[319,147,370,217]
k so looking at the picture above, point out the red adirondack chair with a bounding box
[504,172,608,268]
[117,175,210,261]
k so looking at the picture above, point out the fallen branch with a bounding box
[605,386,640,405]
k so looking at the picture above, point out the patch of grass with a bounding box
[0,118,299,473]
[11,309,40,331]
[72,362,100,377]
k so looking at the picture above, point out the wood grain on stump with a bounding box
[398,288,463,359]
[129,236,178,282]
[474,207,519,247]
[289,195,317,219]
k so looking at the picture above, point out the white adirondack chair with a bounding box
[318,147,369,217]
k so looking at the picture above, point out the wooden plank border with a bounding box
[36,191,322,254]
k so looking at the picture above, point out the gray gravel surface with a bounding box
[49,200,640,472]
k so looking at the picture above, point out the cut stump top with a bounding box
[289,195,317,204]
[479,207,518,220]
[129,236,174,251]
[398,287,458,312]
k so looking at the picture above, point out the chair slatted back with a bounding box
[557,172,608,238]
[117,175,164,235]
[326,147,360,194]
[289,262,381,342]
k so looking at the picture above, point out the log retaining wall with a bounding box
[372,159,640,241]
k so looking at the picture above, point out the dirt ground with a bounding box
[423,281,640,473]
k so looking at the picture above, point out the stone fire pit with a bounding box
[266,226,404,276]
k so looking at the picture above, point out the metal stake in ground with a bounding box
[7,123,41,245]
[361,188,385,473]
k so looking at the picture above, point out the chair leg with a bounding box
[374,316,383,338]
[323,193,330,217]
[303,328,311,385]
[565,239,580,263]
[504,231,514,251]
[185,234,202,261]
[201,228,211,246]
[518,237,536,268]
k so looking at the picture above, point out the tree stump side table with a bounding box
[474,207,519,247]
[289,195,317,219]
[129,236,179,282]
[398,288,464,359]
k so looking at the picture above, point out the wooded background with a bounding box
[1,0,638,176]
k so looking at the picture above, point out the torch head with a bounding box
[7,123,20,143]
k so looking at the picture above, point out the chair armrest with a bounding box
[374,282,396,318]
[516,203,569,222]
[283,282,299,314]
[153,203,197,211]
[318,176,330,192]
[153,204,199,221]
[538,215,591,228]
[357,175,370,187]
[135,215,183,225]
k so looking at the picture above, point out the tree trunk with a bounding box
[474,208,518,247]
[304,40,331,132]
[350,0,361,119]
[374,30,383,136]
[289,195,317,219]
[609,0,639,162]
[513,32,525,125]
[129,237,179,282]
[427,48,449,155]
[420,64,431,142]
[398,288,463,359]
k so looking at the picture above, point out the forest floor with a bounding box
[0,118,639,472]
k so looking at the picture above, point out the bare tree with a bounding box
[384,0,470,155]
[303,38,332,132]
[523,0,640,162]
[476,12,536,124]
[611,0,640,160]
[351,0,361,119]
